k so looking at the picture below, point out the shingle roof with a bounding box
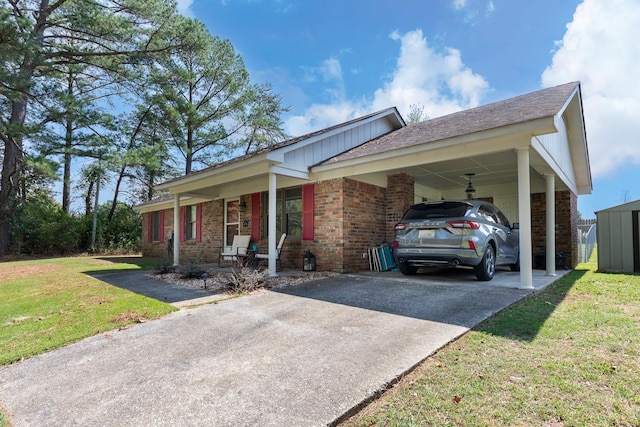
[155,107,402,188]
[320,82,580,165]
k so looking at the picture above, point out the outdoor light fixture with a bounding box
[239,199,247,212]
[465,173,476,200]
[303,250,316,271]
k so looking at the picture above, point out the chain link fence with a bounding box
[578,219,596,264]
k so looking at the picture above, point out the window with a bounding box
[149,211,164,243]
[225,199,240,246]
[263,187,303,238]
[152,211,162,242]
[285,188,302,237]
[186,205,197,240]
[180,204,201,242]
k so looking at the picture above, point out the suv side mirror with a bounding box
[512,222,519,230]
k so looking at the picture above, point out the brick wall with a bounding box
[312,178,346,272]
[343,178,387,272]
[530,190,578,268]
[141,200,225,264]
[141,209,174,260]
[142,184,580,273]
[385,173,415,242]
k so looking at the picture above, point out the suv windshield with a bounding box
[403,201,470,220]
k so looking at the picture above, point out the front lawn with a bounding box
[0,256,176,366]
[341,252,640,426]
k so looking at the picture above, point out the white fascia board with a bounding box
[269,164,310,180]
[552,85,591,195]
[312,118,552,178]
[531,136,578,195]
[266,108,404,162]
[155,153,270,191]
[164,159,272,195]
[135,195,208,213]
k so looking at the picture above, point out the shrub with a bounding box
[155,262,177,275]
[226,268,267,293]
[178,262,206,279]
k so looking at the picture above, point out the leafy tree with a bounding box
[98,201,142,254]
[37,64,115,213]
[10,193,81,255]
[0,0,194,255]
[105,105,176,220]
[149,20,288,174]
[406,103,429,124]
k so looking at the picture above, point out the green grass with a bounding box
[0,256,176,366]
[342,250,640,426]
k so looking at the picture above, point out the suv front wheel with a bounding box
[474,245,495,281]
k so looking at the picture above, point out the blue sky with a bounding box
[171,0,640,218]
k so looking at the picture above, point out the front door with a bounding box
[225,199,240,246]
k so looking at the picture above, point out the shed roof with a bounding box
[596,199,640,214]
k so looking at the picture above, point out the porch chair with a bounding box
[218,235,251,268]
[255,233,287,272]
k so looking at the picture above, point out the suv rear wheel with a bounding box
[398,262,418,275]
[474,245,495,281]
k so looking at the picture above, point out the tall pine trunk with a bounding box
[0,98,28,255]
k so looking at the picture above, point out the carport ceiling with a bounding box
[385,150,559,191]
[388,151,519,190]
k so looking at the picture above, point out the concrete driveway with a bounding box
[0,269,564,426]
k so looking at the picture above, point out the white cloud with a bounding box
[176,0,195,17]
[285,29,489,136]
[372,30,488,117]
[453,0,468,10]
[319,58,343,82]
[541,0,640,178]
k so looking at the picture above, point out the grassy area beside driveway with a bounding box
[341,254,640,426]
[0,256,176,367]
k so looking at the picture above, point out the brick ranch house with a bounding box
[137,81,591,289]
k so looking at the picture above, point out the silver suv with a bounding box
[392,200,520,280]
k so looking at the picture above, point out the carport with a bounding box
[312,82,591,288]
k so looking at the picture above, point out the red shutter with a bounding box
[179,206,186,242]
[251,193,261,241]
[147,212,153,243]
[159,210,165,243]
[195,204,202,243]
[302,184,314,241]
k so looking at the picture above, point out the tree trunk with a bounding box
[0,0,49,255]
[85,180,95,217]
[147,170,155,202]
[107,167,126,222]
[62,117,73,213]
[0,98,28,255]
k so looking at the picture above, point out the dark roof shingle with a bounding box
[321,82,580,165]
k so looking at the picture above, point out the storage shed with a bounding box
[596,200,640,273]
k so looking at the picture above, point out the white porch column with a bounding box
[173,194,180,266]
[517,148,534,289]
[268,172,278,277]
[545,174,557,276]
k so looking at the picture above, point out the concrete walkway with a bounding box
[0,269,567,426]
